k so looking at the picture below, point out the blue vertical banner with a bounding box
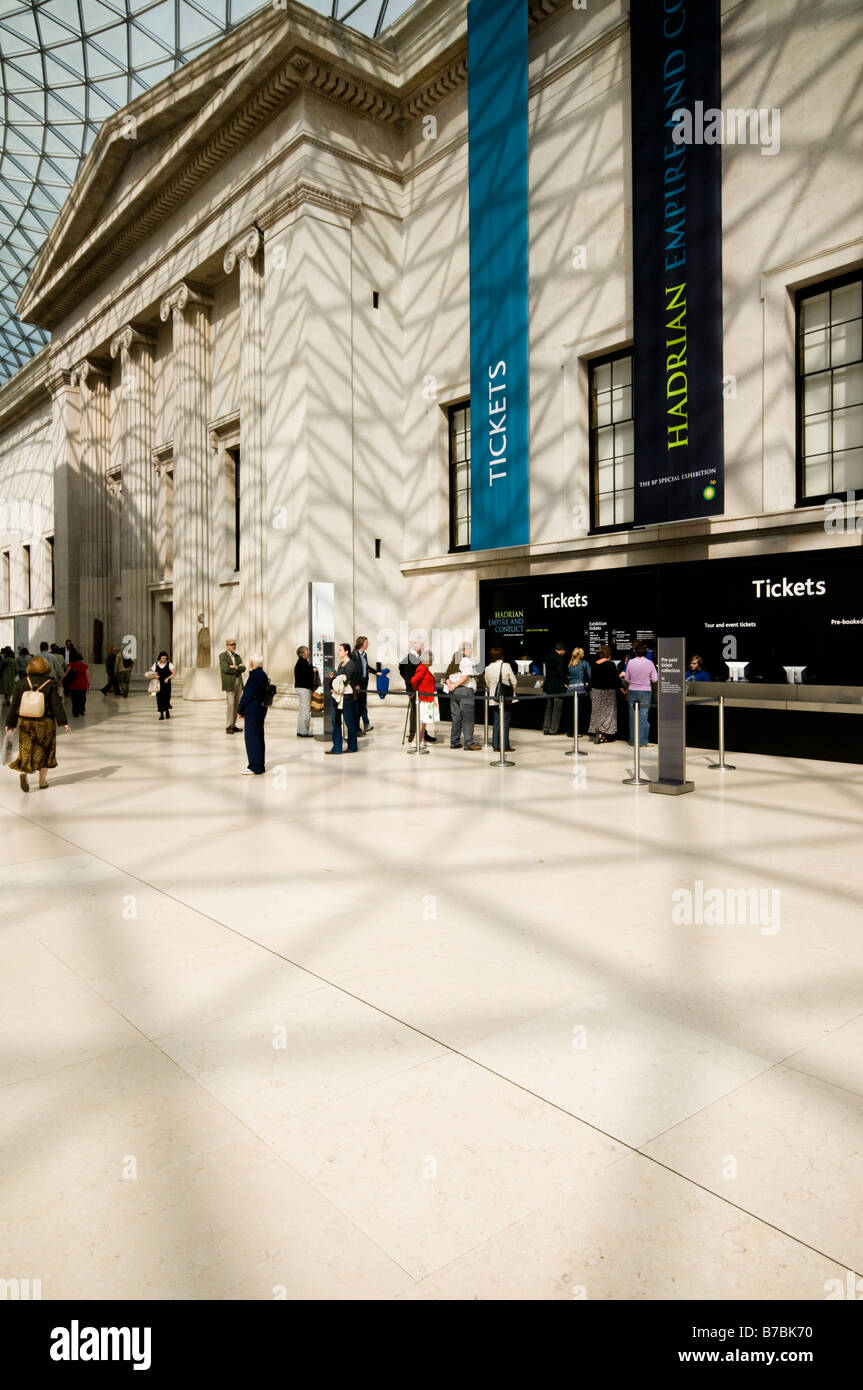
[467,0,530,551]
[630,0,724,524]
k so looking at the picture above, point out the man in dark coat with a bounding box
[542,642,570,735]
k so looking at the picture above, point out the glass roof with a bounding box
[0,0,420,382]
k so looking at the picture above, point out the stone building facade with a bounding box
[0,0,860,690]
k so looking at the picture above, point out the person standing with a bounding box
[1,646,16,707]
[484,647,518,752]
[219,640,245,734]
[116,649,134,697]
[63,638,75,670]
[294,645,316,738]
[237,653,269,775]
[409,651,438,750]
[567,645,591,736]
[542,642,570,735]
[63,650,89,717]
[352,636,374,735]
[399,637,426,745]
[588,645,622,743]
[447,642,481,750]
[326,643,359,754]
[621,641,658,747]
[153,651,174,720]
[101,644,121,696]
[40,642,64,685]
[5,654,71,792]
[16,646,30,677]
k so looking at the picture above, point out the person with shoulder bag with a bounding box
[5,655,71,792]
[484,646,518,752]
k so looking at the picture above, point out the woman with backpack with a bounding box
[5,654,71,792]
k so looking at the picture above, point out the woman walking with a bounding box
[5,654,71,792]
[62,650,89,717]
[237,653,269,775]
[152,652,174,719]
[588,644,622,743]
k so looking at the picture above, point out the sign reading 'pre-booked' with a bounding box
[467,0,530,551]
[630,0,724,524]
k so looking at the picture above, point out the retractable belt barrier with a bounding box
[383,686,591,768]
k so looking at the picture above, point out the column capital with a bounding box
[223,227,262,275]
[159,281,213,323]
[69,357,111,389]
[110,323,156,360]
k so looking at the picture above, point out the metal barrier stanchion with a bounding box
[565,689,588,758]
[407,689,429,755]
[483,689,489,748]
[708,694,736,770]
[623,697,650,786]
[490,696,514,767]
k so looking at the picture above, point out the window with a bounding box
[228,447,240,573]
[797,273,863,502]
[1,552,9,612]
[590,352,634,529]
[448,403,471,552]
[46,536,54,606]
[22,544,31,609]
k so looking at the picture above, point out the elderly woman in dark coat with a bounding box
[5,654,71,792]
[237,652,269,775]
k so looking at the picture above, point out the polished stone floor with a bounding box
[1,690,861,1299]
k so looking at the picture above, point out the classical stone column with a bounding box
[110,325,156,671]
[159,281,213,683]
[69,357,112,662]
[224,227,266,657]
[45,369,81,649]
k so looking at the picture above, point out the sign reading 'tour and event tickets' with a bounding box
[467,0,530,551]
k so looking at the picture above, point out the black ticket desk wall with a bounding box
[477,544,863,763]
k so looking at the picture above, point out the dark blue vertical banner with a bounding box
[630,0,724,525]
[467,0,530,551]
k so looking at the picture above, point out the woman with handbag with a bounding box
[484,647,518,752]
[5,654,71,792]
[410,652,438,752]
[149,652,174,720]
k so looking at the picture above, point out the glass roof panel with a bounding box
[0,0,422,382]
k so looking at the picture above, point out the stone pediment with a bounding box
[16,0,570,333]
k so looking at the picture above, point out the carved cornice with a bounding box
[159,282,213,322]
[223,227,262,275]
[109,324,156,359]
[257,179,361,231]
[45,368,76,399]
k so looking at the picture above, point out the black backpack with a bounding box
[265,682,277,707]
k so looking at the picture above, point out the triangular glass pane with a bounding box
[129,24,175,66]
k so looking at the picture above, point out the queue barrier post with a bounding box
[565,688,588,758]
[622,697,650,786]
[708,694,736,771]
[490,694,514,767]
[407,689,429,755]
[483,689,489,748]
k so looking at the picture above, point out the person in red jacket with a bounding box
[62,651,89,717]
[409,654,436,751]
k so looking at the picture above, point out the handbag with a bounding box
[19,677,50,718]
[310,688,324,715]
[1,729,16,766]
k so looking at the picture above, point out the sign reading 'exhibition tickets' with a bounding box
[467,0,530,552]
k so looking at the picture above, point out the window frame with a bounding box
[589,348,635,534]
[795,268,863,508]
[448,401,471,554]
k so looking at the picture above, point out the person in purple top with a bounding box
[621,641,657,747]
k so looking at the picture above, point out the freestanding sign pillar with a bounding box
[650,636,695,795]
[309,581,334,739]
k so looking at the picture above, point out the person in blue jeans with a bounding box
[326,643,360,755]
[621,641,657,746]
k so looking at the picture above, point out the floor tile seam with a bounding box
[0,1040,145,1094]
[630,1145,863,1281]
[635,1058,786,1148]
[1,1103,420,1288]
